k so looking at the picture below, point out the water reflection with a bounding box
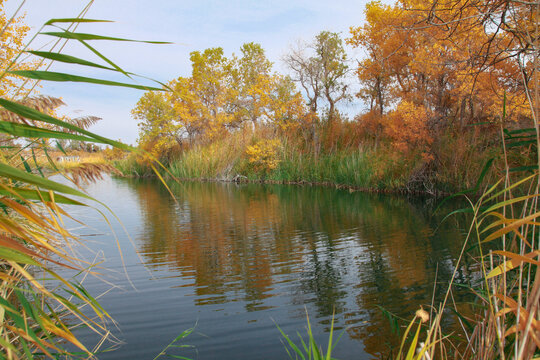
[115,178,473,358]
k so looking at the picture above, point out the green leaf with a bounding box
[173,329,194,342]
[8,70,163,91]
[276,323,306,360]
[44,18,113,26]
[405,322,422,360]
[325,314,335,360]
[376,305,402,335]
[507,140,536,148]
[0,297,21,315]
[0,98,135,151]
[0,121,104,143]
[26,51,171,90]
[27,51,114,71]
[505,134,536,140]
[32,147,45,178]
[40,31,172,44]
[20,155,32,173]
[49,29,129,75]
[39,29,170,76]
[55,140,67,155]
[482,194,539,214]
[505,127,535,135]
[0,187,86,205]
[473,158,494,191]
[509,165,538,173]
[466,121,492,126]
[40,145,59,174]
[0,162,91,199]
[479,174,537,208]
[0,246,39,265]
[0,335,19,357]
[72,282,108,317]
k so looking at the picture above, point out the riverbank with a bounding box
[132,175,454,197]
[113,126,502,196]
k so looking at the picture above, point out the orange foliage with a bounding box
[355,110,384,140]
[348,0,532,128]
[384,101,433,161]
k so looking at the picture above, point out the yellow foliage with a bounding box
[0,2,35,96]
[102,147,127,161]
[245,139,281,173]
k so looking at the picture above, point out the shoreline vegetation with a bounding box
[114,155,455,198]
[112,125,498,197]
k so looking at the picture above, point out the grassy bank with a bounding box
[115,124,503,195]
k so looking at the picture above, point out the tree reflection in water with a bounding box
[121,178,475,358]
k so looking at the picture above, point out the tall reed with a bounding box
[0,3,167,358]
[394,98,539,359]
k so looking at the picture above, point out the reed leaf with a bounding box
[26,50,114,70]
[0,246,39,265]
[9,70,163,91]
[0,121,102,142]
[276,309,341,360]
[486,250,540,279]
[0,162,91,198]
[404,322,422,360]
[40,31,172,44]
[0,97,135,150]
[43,18,113,26]
[482,211,540,243]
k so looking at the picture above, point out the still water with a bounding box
[63,177,475,359]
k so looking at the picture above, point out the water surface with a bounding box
[64,177,474,359]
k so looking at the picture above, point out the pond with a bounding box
[62,176,476,359]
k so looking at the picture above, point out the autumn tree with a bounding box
[283,31,350,155]
[168,76,207,143]
[132,90,179,157]
[315,31,350,122]
[230,42,273,126]
[267,75,306,131]
[349,1,456,128]
[189,47,235,138]
[284,31,350,123]
[406,0,537,124]
[348,0,532,131]
[383,101,433,160]
[229,43,307,130]
[134,43,307,152]
[346,2,399,116]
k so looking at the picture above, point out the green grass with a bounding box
[276,310,343,360]
[114,124,506,195]
[163,138,420,192]
[114,155,155,177]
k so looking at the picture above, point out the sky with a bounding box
[4,0,371,145]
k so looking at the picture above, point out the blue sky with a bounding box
[5,0,371,145]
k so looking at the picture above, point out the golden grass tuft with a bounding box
[66,162,122,186]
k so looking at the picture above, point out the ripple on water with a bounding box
[59,178,471,360]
